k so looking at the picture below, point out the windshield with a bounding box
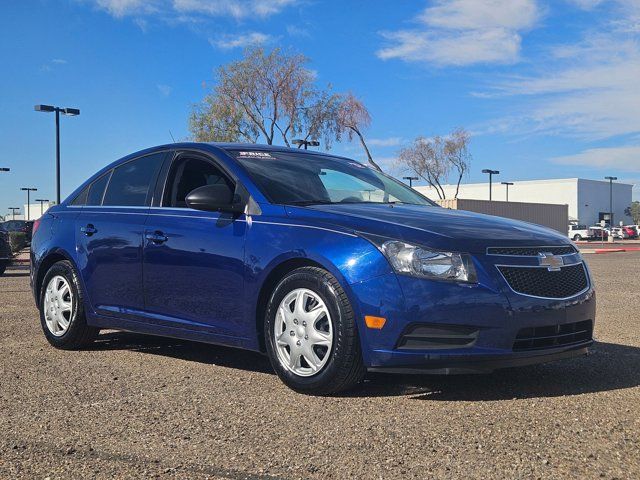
[231,149,434,207]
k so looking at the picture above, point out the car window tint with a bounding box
[87,172,111,206]
[70,185,90,206]
[103,153,163,207]
[164,157,233,208]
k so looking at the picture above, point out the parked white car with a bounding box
[568,224,590,241]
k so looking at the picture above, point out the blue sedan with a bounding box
[30,143,595,394]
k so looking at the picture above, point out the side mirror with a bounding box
[185,184,244,214]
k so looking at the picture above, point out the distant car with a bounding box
[0,230,10,275]
[568,224,606,241]
[589,226,608,241]
[0,220,34,243]
[622,225,638,239]
[568,224,590,241]
[610,227,629,240]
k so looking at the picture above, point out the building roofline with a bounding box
[415,177,635,188]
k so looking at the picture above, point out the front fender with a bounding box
[243,216,400,356]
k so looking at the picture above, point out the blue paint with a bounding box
[31,143,595,372]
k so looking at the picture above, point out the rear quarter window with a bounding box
[87,172,112,206]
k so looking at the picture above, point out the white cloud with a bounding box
[93,0,161,17]
[551,145,640,172]
[566,0,606,9]
[479,34,640,140]
[87,0,296,19]
[157,84,172,96]
[40,58,69,72]
[377,0,541,66]
[286,24,310,37]
[210,32,271,50]
[368,137,403,147]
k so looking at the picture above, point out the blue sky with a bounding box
[2,0,639,217]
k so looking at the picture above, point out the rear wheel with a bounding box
[573,234,582,241]
[39,260,98,349]
[264,267,365,395]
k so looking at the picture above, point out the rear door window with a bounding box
[103,153,164,207]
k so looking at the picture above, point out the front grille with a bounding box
[396,324,479,350]
[513,320,593,351]
[498,263,588,298]
[488,245,576,256]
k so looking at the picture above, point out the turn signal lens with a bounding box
[365,315,386,329]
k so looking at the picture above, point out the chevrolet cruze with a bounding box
[30,143,595,394]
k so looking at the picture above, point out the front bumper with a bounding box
[350,261,596,372]
[368,342,591,374]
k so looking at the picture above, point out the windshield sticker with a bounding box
[238,151,273,159]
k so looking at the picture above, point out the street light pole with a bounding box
[605,176,617,228]
[20,187,37,221]
[35,199,49,216]
[34,104,80,204]
[501,182,514,201]
[403,176,419,187]
[8,208,19,221]
[292,139,320,150]
[482,169,500,201]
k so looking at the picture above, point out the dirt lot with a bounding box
[1,253,639,479]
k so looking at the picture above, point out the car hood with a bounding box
[285,203,571,254]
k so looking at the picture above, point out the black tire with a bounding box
[264,266,365,395]
[573,234,582,241]
[0,261,7,276]
[39,260,99,349]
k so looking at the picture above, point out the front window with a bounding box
[231,150,434,207]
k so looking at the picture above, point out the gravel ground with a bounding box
[1,253,639,479]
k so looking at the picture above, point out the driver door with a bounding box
[142,152,247,337]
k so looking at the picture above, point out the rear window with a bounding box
[102,153,163,207]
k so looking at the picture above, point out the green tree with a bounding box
[625,201,640,223]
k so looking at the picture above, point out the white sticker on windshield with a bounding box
[238,151,273,158]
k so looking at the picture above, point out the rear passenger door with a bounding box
[76,152,167,318]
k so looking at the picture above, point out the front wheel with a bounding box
[39,260,99,349]
[264,267,365,395]
[573,234,582,241]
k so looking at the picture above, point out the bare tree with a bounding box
[397,128,472,199]
[446,128,471,199]
[190,47,315,145]
[336,93,382,171]
[189,48,382,170]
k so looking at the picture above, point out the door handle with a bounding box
[80,224,97,236]
[145,231,168,244]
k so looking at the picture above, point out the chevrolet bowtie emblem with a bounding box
[538,252,563,271]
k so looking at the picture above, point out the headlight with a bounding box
[367,237,477,282]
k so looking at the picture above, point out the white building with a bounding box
[415,178,634,226]
[23,201,56,221]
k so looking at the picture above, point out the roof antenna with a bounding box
[169,130,176,143]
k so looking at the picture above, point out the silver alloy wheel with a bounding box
[44,275,74,337]
[274,288,333,377]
